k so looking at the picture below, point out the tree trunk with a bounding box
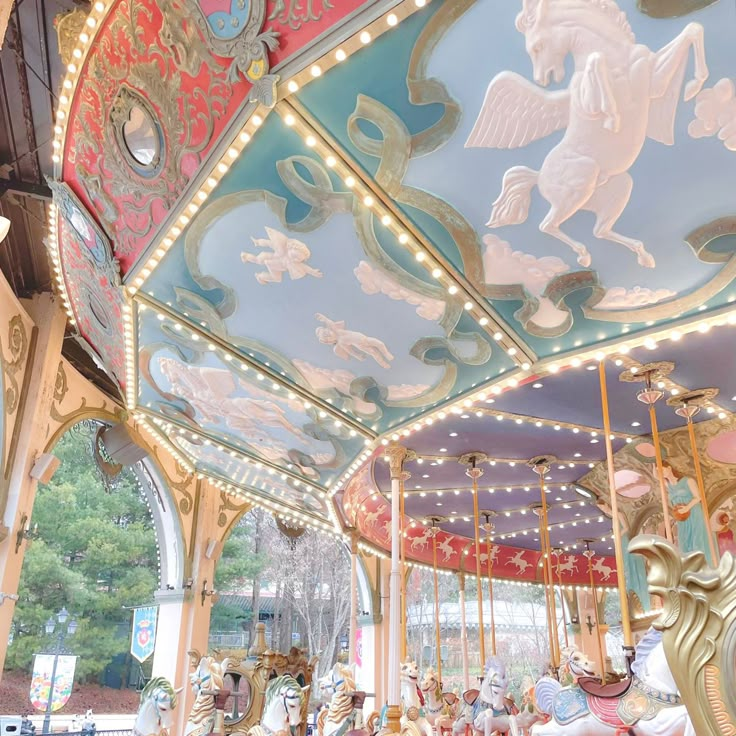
[250,510,263,646]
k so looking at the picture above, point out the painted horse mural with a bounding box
[467,0,709,269]
[530,629,694,735]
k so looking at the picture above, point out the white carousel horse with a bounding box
[398,661,433,736]
[558,645,596,686]
[318,662,353,704]
[133,678,181,736]
[185,655,226,736]
[468,0,709,269]
[472,658,520,736]
[248,674,310,736]
[317,664,369,736]
[419,668,457,735]
[530,629,695,735]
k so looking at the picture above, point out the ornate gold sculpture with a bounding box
[630,534,736,735]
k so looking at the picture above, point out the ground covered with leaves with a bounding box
[0,670,139,714]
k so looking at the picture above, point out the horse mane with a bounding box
[265,674,306,710]
[141,677,176,707]
[517,0,635,43]
[327,689,355,725]
[632,627,663,678]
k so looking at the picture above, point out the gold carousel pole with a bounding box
[428,516,446,684]
[600,361,634,660]
[552,549,570,650]
[668,391,719,566]
[582,539,607,684]
[531,458,559,670]
[481,511,497,656]
[624,364,674,542]
[400,479,408,661]
[464,454,486,672]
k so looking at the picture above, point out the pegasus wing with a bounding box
[465,71,570,149]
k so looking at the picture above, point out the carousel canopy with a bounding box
[40,0,736,581]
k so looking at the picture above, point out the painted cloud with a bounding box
[354,261,445,321]
[595,286,676,310]
[689,78,736,151]
[293,359,428,415]
[482,234,570,329]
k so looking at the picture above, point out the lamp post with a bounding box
[41,608,78,735]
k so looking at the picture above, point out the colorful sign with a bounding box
[30,654,77,712]
[130,606,158,663]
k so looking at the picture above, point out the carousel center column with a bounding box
[384,442,410,734]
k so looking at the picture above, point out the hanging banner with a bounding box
[130,606,158,663]
[30,654,77,712]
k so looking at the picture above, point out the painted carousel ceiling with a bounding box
[51,0,736,547]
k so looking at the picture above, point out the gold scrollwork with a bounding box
[5,315,29,416]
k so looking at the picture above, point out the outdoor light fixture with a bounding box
[15,513,40,553]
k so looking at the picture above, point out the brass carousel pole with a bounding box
[621,363,674,542]
[582,539,607,684]
[457,572,470,690]
[400,479,408,662]
[462,453,486,672]
[600,361,634,662]
[480,511,497,656]
[427,516,447,684]
[668,390,719,566]
[552,549,570,650]
[530,457,560,670]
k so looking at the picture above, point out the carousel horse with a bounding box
[133,678,181,736]
[472,657,520,736]
[317,664,369,736]
[419,668,457,735]
[318,663,352,703]
[513,677,545,736]
[185,655,227,736]
[558,646,596,686]
[530,628,694,735]
[248,674,310,736]
[397,661,433,736]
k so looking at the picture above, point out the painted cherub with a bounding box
[241,227,323,284]
[315,314,394,369]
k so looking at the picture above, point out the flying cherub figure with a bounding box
[315,313,394,370]
[241,226,323,284]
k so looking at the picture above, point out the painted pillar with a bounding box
[152,478,221,735]
[0,294,66,679]
[573,589,609,677]
[384,443,408,734]
[457,572,470,691]
[349,530,358,666]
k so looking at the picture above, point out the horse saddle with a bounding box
[577,676,632,699]
[462,689,479,706]
[443,693,459,707]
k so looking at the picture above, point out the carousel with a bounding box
[1,0,736,735]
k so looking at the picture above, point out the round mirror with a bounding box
[122,105,158,166]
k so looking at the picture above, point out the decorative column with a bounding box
[0,294,67,677]
[457,572,470,691]
[384,443,409,734]
[349,530,359,666]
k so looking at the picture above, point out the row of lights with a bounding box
[337,310,736,519]
[136,298,372,440]
[277,0,430,102]
[275,102,525,364]
[51,1,109,167]
[46,205,76,326]
[127,0,434,294]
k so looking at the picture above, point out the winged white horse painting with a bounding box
[466,0,709,270]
